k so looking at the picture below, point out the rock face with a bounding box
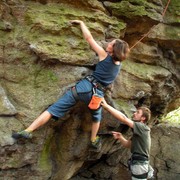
[151,124,180,180]
[0,0,179,179]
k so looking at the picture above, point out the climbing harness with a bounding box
[85,75,106,109]
[85,75,106,92]
[131,153,149,161]
[128,153,149,179]
[71,75,106,102]
[71,86,79,101]
[130,0,171,50]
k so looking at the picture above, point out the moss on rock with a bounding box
[104,0,162,21]
[114,99,135,118]
[38,135,52,171]
[161,107,180,125]
[162,0,180,23]
[149,23,180,40]
[20,2,126,65]
[122,60,171,82]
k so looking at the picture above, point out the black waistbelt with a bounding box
[85,75,106,92]
[132,172,148,179]
[131,153,148,161]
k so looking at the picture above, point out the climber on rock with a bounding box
[101,99,154,179]
[12,20,130,152]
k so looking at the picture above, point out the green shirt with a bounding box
[131,122,151,157]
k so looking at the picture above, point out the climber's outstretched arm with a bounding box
[70,20,107,61]
[101,98,134,128]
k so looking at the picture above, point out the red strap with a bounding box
[130,0,171,50]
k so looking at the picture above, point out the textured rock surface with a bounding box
[151,124,180,180]
[0,0,179,179]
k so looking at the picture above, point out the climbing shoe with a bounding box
[12,130,32,139]
[90,136,102,152]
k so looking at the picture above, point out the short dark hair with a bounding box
[138,107,151,123]
[112,39,130,62]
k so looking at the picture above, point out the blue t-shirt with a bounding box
[92,54,121,86]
